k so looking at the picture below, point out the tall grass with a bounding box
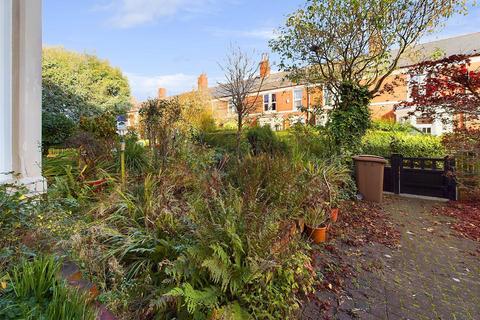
[1,256,96,320]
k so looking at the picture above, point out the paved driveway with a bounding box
[302,196,480,320]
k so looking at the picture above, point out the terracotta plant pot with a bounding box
[330,208,339,223]
[304,224,328,244]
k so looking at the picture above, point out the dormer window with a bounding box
[263,93,276,112]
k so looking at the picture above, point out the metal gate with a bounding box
[383,154,457,200]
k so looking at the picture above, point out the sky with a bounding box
[42,0,480,101]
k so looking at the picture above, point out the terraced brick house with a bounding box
[130,32,480,136]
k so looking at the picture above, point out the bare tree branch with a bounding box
[218,46,265,159]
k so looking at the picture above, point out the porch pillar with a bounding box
[0,0,13,183]
[10,0,45,193]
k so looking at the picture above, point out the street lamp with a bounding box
[116,115,128,186]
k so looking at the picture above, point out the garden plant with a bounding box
[1,90,355,320]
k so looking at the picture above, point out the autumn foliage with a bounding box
[398,54,480,192]
[400,54,480,126]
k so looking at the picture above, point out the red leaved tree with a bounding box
[399,54,480,197]
[400,54,480,125]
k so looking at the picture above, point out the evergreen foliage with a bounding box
[42,47,132,150]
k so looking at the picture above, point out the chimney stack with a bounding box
[198,73,208,91]
[158,87,167,99]
[259,53,271,78]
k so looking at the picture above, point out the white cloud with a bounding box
[98,0,221,28]
[421,6,480,42]
[209,27,277,40]
[126,72,198,100]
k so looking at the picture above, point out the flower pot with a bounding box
[304,224,328,243]
[330,208,339,223]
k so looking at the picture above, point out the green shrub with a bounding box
[43,149,79,181]
[139,97,182,162]
[163,187,315,319]
[42,112,76,153]
[246,126,289,156]
[0,185,36,248]
[197,112,217,133]
[57,134,356,319]
[79,113,117,142]
[0,182,93,272]
[202,130,249,154]
[123,137,151,174]
[371,119,416,133]
[283,124,338,161]
[75,152,344,319]
[227,154,306,217]
[220,121,237,130]
[0,256,96,320]
[47,165,95,203]
[362,130,446,158]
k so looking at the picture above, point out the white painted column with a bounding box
[10,0,45,192]
[0,0,13,183]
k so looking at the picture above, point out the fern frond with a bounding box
[166,284,220,316]
[202,256,231,292]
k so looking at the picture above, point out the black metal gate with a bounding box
[383,154,457,200]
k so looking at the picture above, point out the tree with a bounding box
[218,47,265,159]
[42,113,76,154]
[270,0,467,148]
[65,112,118,166]
[400,54,480,126]
[42,47,132,150]
[398,54,480,192]
[328,82,372,151]
[177,90,216,133]
[139,97,182,163]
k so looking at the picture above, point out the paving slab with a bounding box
[302,195,480,320]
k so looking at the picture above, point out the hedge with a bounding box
[362,130,446,158]
[202,128,446,159]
